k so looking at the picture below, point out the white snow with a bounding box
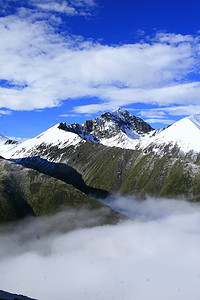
[112,108,127,121]
[3,124,85,160]
[0,134,19,158]
[100,131,140,149]
[139,115,200,155]
[0,134,8,144]
[123,127,140,140]
[2,114,200,161]
[83,118,141,149]
[76,109,144,150]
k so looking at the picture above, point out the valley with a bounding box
[0,108,200,223]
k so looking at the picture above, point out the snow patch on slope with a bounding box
[100,131,140,149]
[64,108,153,150]
[0,134,19,158]
[4,124,85,160]
[139,115,200,156]
[80,119,140,149]
[2,112,200,162]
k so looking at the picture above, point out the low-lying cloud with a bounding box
[1,196,200,300]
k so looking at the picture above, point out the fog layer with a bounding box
[0,196,200,300]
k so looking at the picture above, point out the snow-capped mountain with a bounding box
[1,108,200,200]
[139,115,200,160]
[58,108,154,149]
[3,123,85,161]
[3,108,154,159]
[0,134,18,157]
[2,109,200,163]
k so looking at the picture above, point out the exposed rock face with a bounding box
[4,139,18,145]
[61,108,154,142]
[1,108,200,201]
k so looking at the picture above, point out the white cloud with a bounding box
[31,0,97,16]
[135,29,145,37]
[35,1,78,15]
[1,197,200,300]
[0,110,12,116]
[3,0,97,16]
[155,32,195,44]
[73,82,200,114]
[59,113,79,117]
[0,9,200,116]
[138,110,167,118]
[126,105,200,125]
[157,105,200,116]
[144,118,175,125]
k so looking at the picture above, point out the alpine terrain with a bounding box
[1,108,200,222]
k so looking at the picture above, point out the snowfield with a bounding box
[139,115,200,155]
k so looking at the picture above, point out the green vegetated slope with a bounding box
[0,158,120,223]
[54,142,200,200]
[10,138,200,201]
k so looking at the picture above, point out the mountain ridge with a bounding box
[0,157,121,223]
[1,108,200,201]
[139,114,200,160]
[58,108,154,149]
[3,108,200,160]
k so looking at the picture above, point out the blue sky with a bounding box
[0,0,200,138]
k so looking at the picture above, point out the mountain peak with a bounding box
[139,113,200,157]
[59,108,154,149]
[111,108,133,122]
[112,107,129,116]
[99,108,154,135]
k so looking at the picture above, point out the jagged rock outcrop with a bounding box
[61,108,154,143]
[1,108,200,201]
[4,139,18,145]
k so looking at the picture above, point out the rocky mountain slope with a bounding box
[1,108,200,201]
[2,108,154,160]
[3,108,200,161]
[62,108,154,148]
[13,141,200,200]
[0,157,120,223]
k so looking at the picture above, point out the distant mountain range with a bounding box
[1,108,200,222]
[3,107,200,159]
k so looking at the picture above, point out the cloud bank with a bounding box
[0,4,200,120]
[0,197,200,300]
